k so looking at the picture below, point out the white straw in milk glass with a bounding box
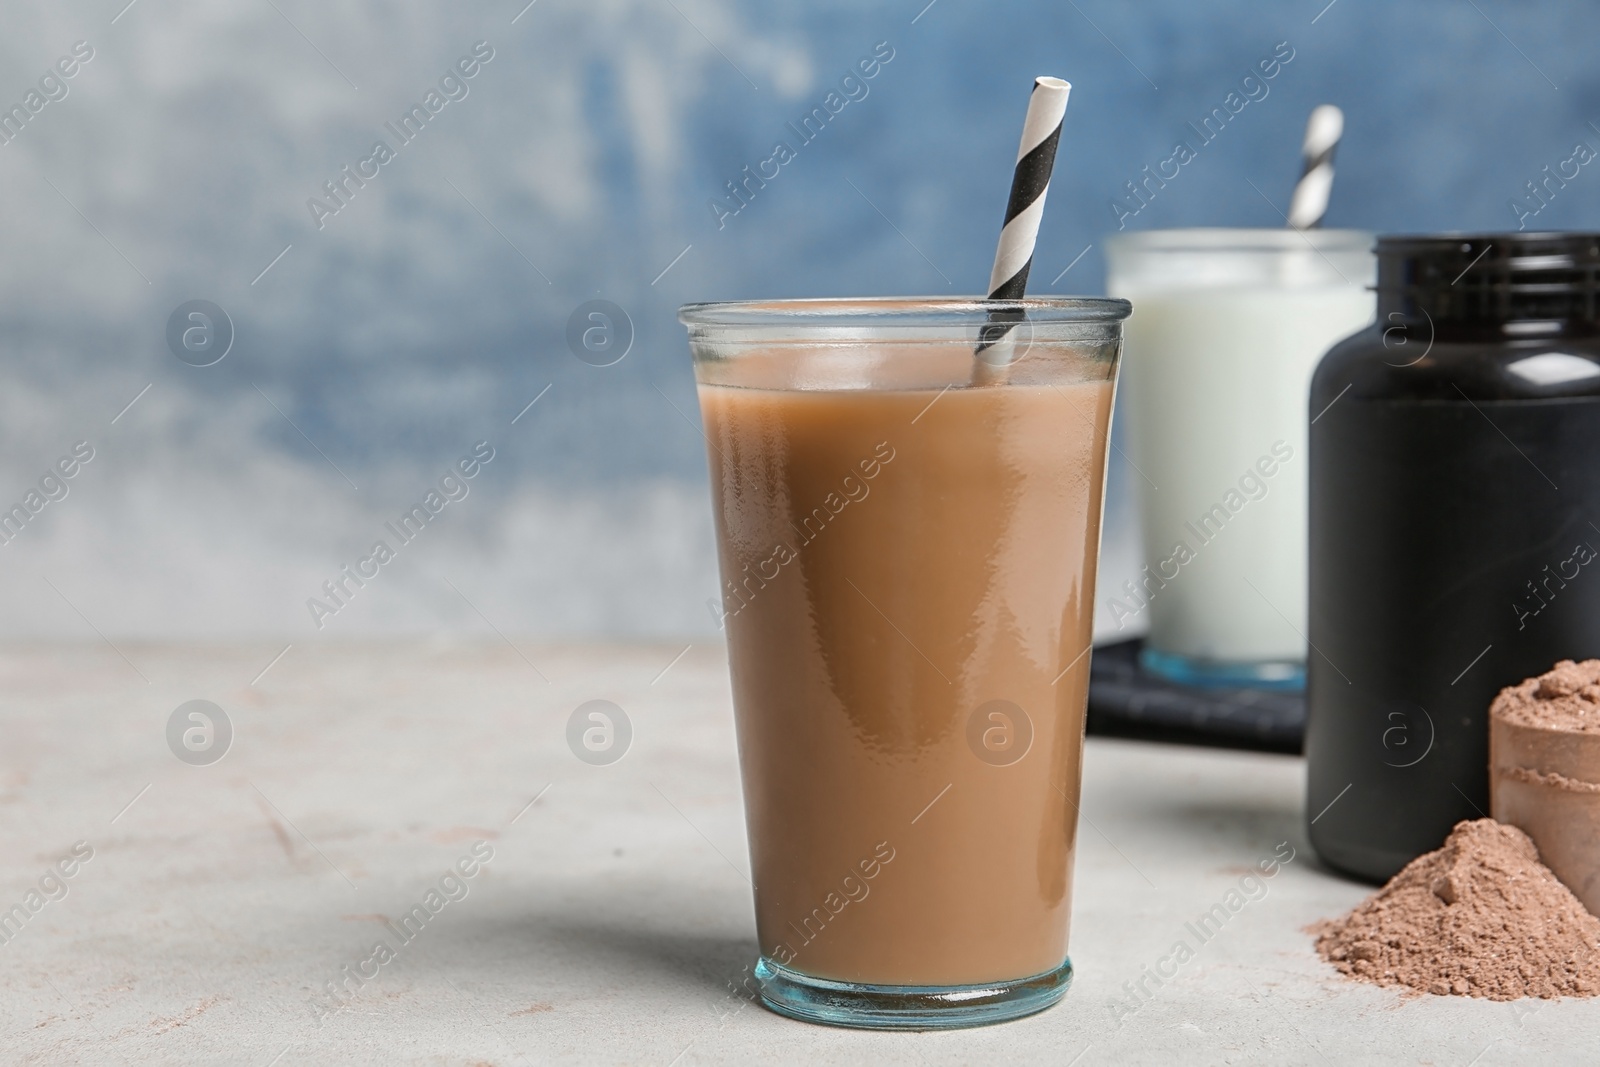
[1287,105,1344,230]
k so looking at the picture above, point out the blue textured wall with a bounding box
[0,0,1595,638]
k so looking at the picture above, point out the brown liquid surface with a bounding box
[700,349,1113,986]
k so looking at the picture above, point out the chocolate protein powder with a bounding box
[1491,659,1600,915]
[1311,819,1600,1000]
[1492,659,1600,734]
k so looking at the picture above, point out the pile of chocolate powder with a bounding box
[1311,819,1600,1000]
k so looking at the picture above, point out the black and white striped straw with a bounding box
[976,76,1071,360]
[1287,105,1343,230]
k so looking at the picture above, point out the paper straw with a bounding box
[988,77,1072,298]
[1287,105,1343,230]
[976,76,1071,361]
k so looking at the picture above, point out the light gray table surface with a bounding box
[0,642,1591,1065]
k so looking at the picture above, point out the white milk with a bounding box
[1105,230,1374,684]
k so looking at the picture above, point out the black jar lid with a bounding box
[1377,232,1600,327]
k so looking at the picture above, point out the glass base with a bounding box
[1139,647,1305,690]
[751,956,1072,1030]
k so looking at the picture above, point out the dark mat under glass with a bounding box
[1086,639,1304,754]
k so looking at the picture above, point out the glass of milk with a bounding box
[1104,229,1374,688]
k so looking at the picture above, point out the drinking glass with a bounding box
[1104,229,1374,687]
[680,296,1127,1028]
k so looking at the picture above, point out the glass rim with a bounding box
[1104,227,1374,255]
[678,295,1132,328]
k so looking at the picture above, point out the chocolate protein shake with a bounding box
[684,297,1128,1026]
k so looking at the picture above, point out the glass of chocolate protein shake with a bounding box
[680,296,1127,1028]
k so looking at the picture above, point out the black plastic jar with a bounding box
[1306,232,1600,882]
